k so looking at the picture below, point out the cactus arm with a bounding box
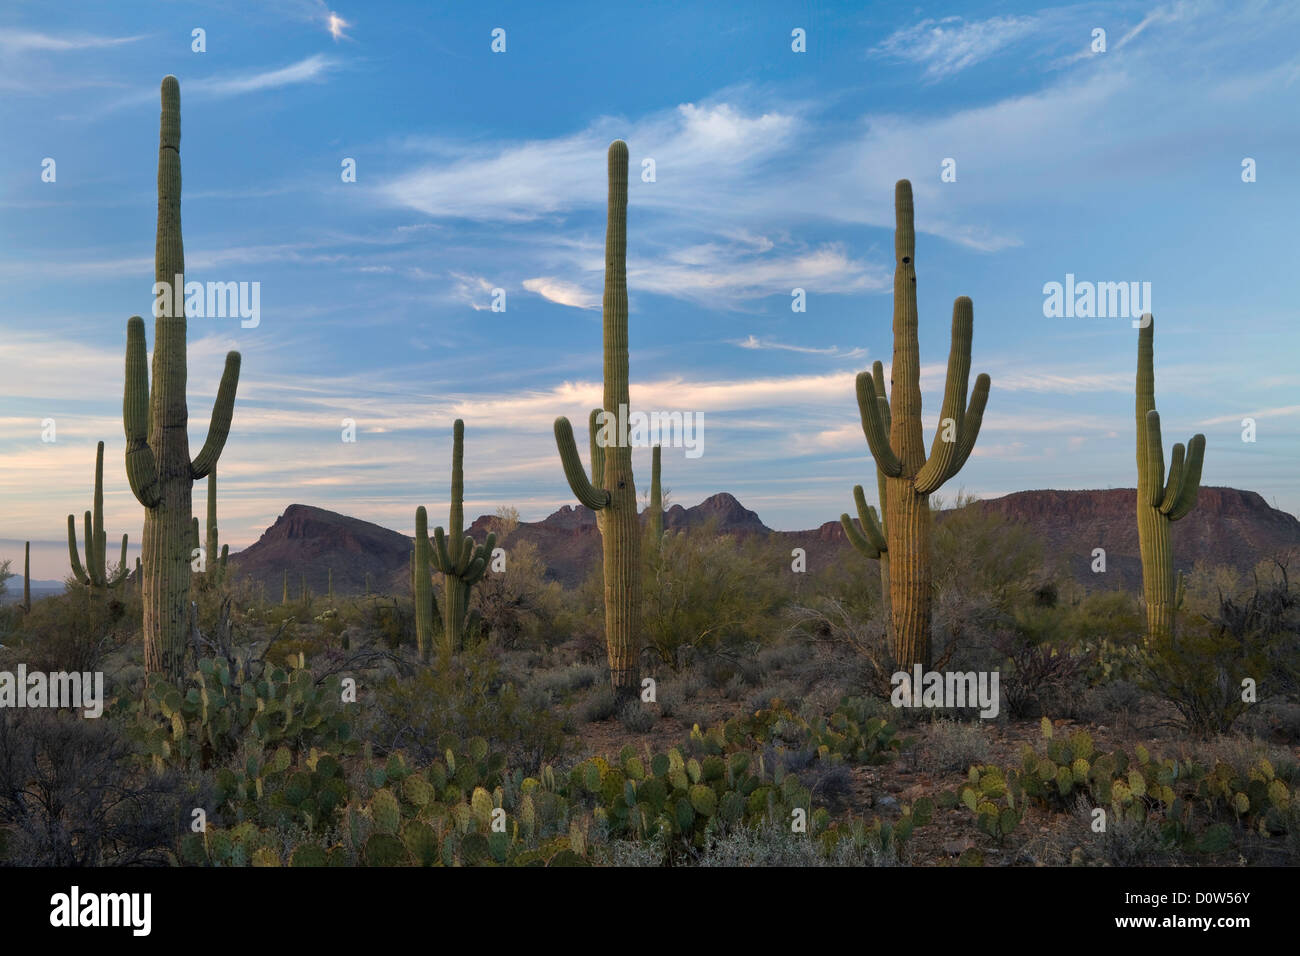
[871,361,891,427]
[1159,442,1185,513]
[856,371,902,477]
[454,535,475,575]
[854,486,888,554]
[840,512,877,557]
[432,525,451,573]
[588,408,606,489]
[68,514,90,586]
[1143,410,1166,507]
[946,372,991,480]
[123,316,161,508]
[555,416,609,510]
[841,486,887,559]
[190,351,241,479]
[1165,433,1205,521]
[915,297,974,494]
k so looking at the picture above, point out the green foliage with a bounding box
[642,518,785,664]
[126,655,356,774]
[948,718,1300,858]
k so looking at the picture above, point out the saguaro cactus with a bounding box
[413,420,495,659]
[124,76,241,679]
[68,441,129,589]
[282,569,289,605]
[841,361,892,614]
[203,468,228,586]
[22,542,30,612]
[1136,316,1205,645]
[555,140,643,703]
[855,180,991,669]
[648,445,663,544]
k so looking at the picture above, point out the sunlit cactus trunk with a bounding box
[1135,317,1205,646]
[854,181,990,669]
[123,77,241,680]
[554,141,642,704]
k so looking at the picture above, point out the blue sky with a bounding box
[1,0,1298,578]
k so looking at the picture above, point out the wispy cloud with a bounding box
[1199,406,1300,426]
[194,54,341,97]
[734,336,867,359]
[0,29,145,53]
[523,278,599,310]
[872,15,1038,81]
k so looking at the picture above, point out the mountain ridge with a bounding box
[226,487,1300,596]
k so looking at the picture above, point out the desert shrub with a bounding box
[473,538,563,650]
[580,685,617,724]
[643,520,783,665]
[992,606,1089,719]
[0,709,180,865]
[617,699,655,733]
[123,654,358,774]
[9,584,135,673]
[923,719,992,773]
[1138,562,1300,737]
[372,646,567,769]
[525,663,601,704]
[932,493,1046,610]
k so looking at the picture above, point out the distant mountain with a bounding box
[0,576,65,604]
[227,488,1300,596]
[228,504,412,598]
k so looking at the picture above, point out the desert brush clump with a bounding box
[123,76,241,679]
[851,180,990,670]
[554,140,643,704]
[1134,316,1206,645]
[67,441,128,589]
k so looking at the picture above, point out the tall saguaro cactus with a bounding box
[68,441,129,589]
[414,420,495,660]
[22,542,31,612]
[855,180,991,669]
[1136,316,1205,645]
[841,361,892,614]
[124,76,241,679]
[555,140,643,703]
